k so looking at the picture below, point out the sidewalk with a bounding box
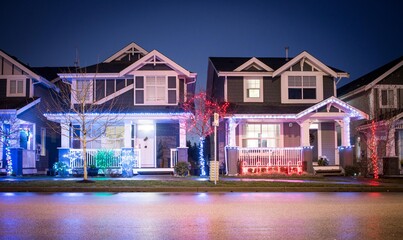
[1,174,403,192]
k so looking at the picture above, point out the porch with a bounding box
[225,147,307,175]
[59,148,180,174]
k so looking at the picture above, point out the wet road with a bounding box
[1,192,403,240]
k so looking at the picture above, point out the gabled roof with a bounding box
[103,42,148,63]
[229,96,368,120]
[272,51,346,78]
[0,49,57,89]
[338,56,403,98]
[234,57,273,72]
[0,97,41,115]
[209,51,347,76]
[120,50,195,78]
[209,57,288,72]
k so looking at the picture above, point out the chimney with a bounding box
[285,46,289,61]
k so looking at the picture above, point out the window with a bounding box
[244,77,263,102]
[379,89,396,108]
[7,79,25,97]
[40,128,46,156]
[288,76,316,99]
[242,124,280,148]
[103,126,124,149]
[75,80,93,102]
[145,76,166,103]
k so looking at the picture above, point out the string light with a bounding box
[370,120,379,179]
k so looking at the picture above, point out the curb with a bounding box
[2,186,403,193]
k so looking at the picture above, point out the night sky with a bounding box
[1,0,402,90]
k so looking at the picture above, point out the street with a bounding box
[1,192,403,239]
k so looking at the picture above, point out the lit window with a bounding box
[242,124,280,147]
[244,78,263,102]
[40,128,46,156]
[288,76,316,100]
[247,79,260,98]
[145,76,166,103]
[7,79,25,97]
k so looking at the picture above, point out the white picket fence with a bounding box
[68,149,141,169]
[238,147,303,173]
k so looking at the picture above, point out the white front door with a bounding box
[137,124,155,167]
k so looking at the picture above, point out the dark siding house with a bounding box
[0,49,60,175]
[207,51,368,175]
[338,56,403,175]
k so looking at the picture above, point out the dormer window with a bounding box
[244,77,263,102]
[379,88,397,108]
[7,78,26,97]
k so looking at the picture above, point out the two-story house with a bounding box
[207,51,368,175]
[44,43,196,174]
[0,49,60,175]
[338,56,403,175]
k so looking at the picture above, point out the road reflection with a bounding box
[1,192,403,239]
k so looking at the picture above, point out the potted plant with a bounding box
[53,162,69,177]
[318,156,329,166]
[87,164,99,176]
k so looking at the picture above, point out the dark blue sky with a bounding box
[1,0,402,90]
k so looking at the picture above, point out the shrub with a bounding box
[53,162,69,177]
[344,165,360,176]
[174,162,190,176]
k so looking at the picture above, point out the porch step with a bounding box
[313,166,345,176]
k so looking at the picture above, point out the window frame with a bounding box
[281,72,324,104]
[378,88,397,109]
[243,77,263,102]
[7,78,26,97]
[241,123,282,148]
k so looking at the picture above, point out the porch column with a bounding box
[60,122,70,148]
[179,119,186,148]
[124,122,132,148]
[341,117,351,146]
[386,126,396,157]
[299,120,311,146]
[228,118,236,146]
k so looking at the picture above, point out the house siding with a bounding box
[227,76,243,102]
[0,79,6,97]
[283,122,300,147]
[323,76,334,98]
[19,84,61,171]
[263,77,281,103]
[321,122,335,165]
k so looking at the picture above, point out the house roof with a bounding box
[32,67,74,81]
[338,56,403,97]
[209,55,344,73]
[0,97,39,110]
[0,49,57,89]
[227,103,311,114]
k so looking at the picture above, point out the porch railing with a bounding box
[170,148,178,168]
[238,147,303,173]
[68,148,141,169]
